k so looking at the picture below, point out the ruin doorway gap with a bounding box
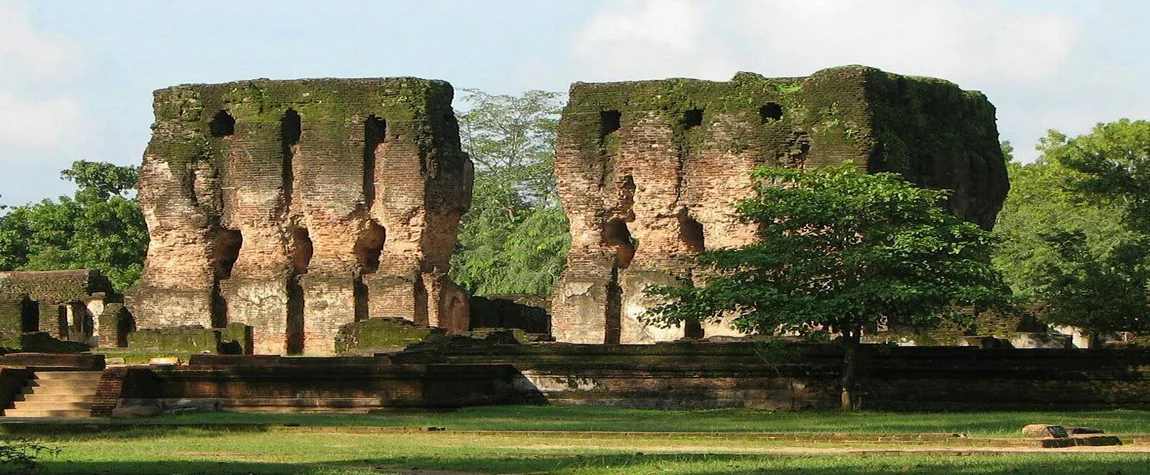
[212,229,244,280]
[602,218,636,269]
[354,221,386,274]
[281,109,302,211]
[364,116,386,208]
[679,213,705,254]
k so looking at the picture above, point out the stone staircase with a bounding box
[4,371,103,418]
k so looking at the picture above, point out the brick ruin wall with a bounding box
[551,66,1009,344]
[127,79,474,355]
[0,270,116,347]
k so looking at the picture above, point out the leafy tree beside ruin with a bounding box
[994,121,1150,339]
[644,163,1011,410]
[0,161,147,290]
[450,89,570,296]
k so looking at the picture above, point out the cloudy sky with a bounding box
[1,0,1147,205]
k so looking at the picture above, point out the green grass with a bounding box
[14,429,1150,475]
[3,407,1150,474]
[114,406,1150,437]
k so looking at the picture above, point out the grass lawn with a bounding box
[93,405,1150,437]
[3,406,1149,474]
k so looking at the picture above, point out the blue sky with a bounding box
[1,0,1148,206]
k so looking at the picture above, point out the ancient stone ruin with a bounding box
[551,66,1009,344]
[127,78,474,355]
[0,270,124,349]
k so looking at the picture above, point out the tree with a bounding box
[993,122,1150,338]
[1054,119,1150,233]
[1032,230,1150,339]
[0,161,147,290]
[644,163,1010,409]
[450,89,570,295]
[992,141,1132,298]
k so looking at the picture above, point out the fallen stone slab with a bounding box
[1039,435,1122,448]
[1022,424,1069,438]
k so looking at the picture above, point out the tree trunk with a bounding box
[840,329,861,411]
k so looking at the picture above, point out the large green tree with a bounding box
[644,164,1010,409]
[450,89,570,295]
[0,161,148,290]
[994,121,1150,338]
[1055,119,1150,233]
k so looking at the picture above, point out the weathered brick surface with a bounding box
[128,78,474,355]
[552,66,1009,343]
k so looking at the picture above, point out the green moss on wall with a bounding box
[335,317,441,355]
[127,323,250,355]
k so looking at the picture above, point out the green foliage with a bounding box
[644,163,1010,408]
[645,163,1010,338]
[994,122,1150,335]
[0,161,147,290]
[0,438,59,473]
[1033,230,1150,334]
[450,90,570,295]
[992,143,1132,298]
[1056,119,1150,233]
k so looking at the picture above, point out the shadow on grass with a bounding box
[34,453,1150,475]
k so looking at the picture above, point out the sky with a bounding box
[1,0,1148,206]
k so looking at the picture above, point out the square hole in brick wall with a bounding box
[760,103,783,122]
[600,110,621,137]
[683,108,704,130]
[209,110,236,137]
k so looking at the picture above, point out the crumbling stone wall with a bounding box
[552,66,1009,344]
[0,270,116,348]
[128,78,474,355]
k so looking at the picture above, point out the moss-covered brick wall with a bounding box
[0,270,114,304]
[129,78,473,356]
[127,323,252,355]
[334,317,440,355]
[551,65,1009,344]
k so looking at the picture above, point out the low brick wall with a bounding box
[94,356,527,414]
[392,342,1150,410]
[86,343,1150,414]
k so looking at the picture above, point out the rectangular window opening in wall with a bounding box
[209,110,236,137]
[683,108,704,130]
[760,103,783,123]
[600,110,621,137]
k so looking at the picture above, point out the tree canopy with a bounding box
[644,163,1011,408]
[0,161,147,290]
[449,89,570,296]
[993,120,1150,337]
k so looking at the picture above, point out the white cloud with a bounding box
[570,0,732,81]
[571,0,1076,86]
[0,0,86,160]
[732,0,1077,84]
[0,91,83,150]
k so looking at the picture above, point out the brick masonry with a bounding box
[127,78,474,355]
[551,66,1009,344]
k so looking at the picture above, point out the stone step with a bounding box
[2,371,103,419]
[33,371,104,381]
[3,409,91,418]
[15,393,95,403]
[9,401,92,411]
[23,381,101,392]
